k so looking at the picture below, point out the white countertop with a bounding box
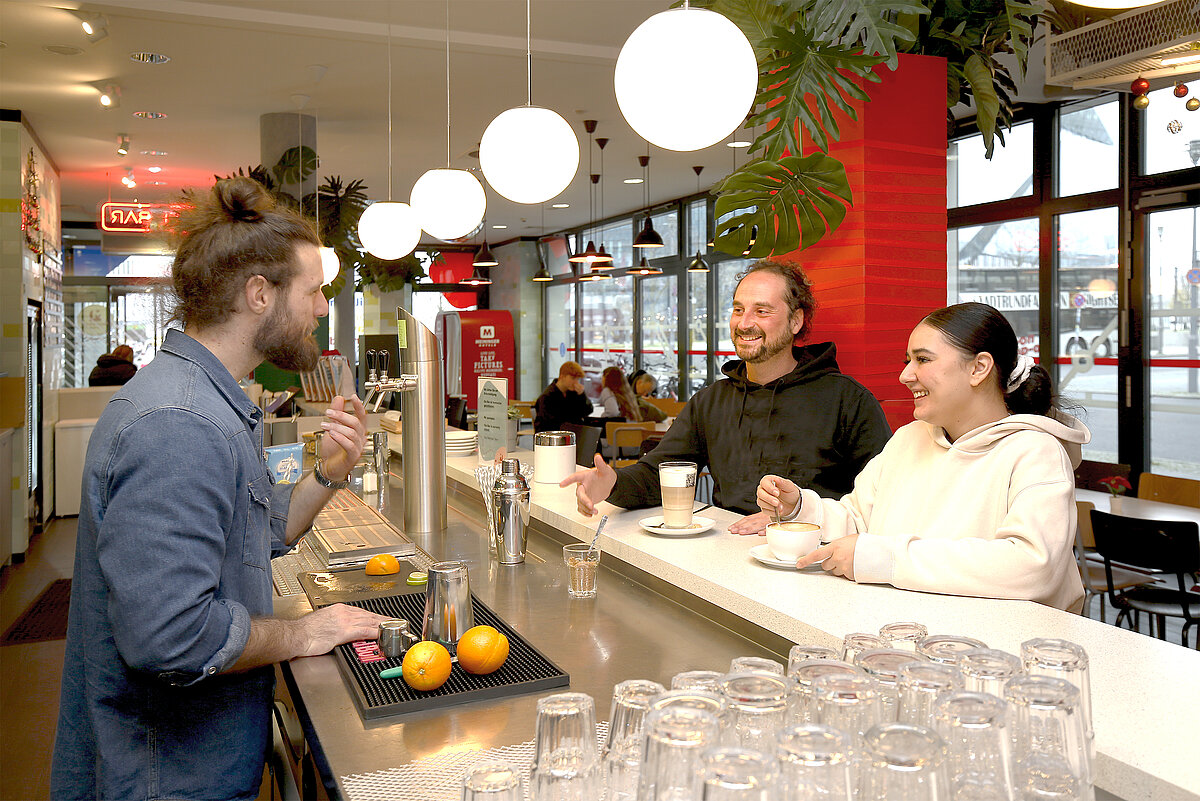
[448,450,1199,801]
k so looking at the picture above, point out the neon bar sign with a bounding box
[99,202,178,233]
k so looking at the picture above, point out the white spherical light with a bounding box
[479,106,579,204]
[319,247,341,285]
[615,7,758,152]
[410,168,487,241]
[357,201,420,260]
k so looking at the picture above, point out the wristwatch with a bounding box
[313,461,350,490]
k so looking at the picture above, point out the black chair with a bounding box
[1090,509,1200,648]
[562,422,602,467]
[446,397,468,430]
[1074,459,1132,493]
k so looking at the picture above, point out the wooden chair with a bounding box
[604,421,656,460]
[1074,501,1158,623]
[644,397,686,417]
[1074,460,1132,493]
[1136,472,1200,509]
[1090,509,1200,648]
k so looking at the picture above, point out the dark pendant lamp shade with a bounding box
[633,215,664,248]
[460,263,492,285]
[532,265,553,281]
[570,240,599,263]
[473,240,498,267]
[631,255,662,276]
[688,250,709,273]
[593,243,614,268]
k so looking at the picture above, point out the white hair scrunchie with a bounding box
[1006,354,1035,393]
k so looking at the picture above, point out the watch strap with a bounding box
[313,461,350,490]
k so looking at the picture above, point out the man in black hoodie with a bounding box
[562,259,891,533]
[88,344,138,386]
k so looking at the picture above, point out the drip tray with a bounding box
[320,593,570,720]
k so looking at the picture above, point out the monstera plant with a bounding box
[690,0,1049,258]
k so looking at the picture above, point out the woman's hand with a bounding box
[797,535,858,580]
[757,475,800,518]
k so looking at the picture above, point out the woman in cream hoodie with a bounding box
[758,302,1089,611]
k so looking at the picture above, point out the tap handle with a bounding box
[378,350,391,378]
[366,349,377,377]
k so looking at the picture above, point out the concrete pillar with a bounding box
[489,240,543,400]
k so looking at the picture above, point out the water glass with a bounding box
[776,724,853,801]
[958,648,1023,697]
[854,648,926,722]
[650,689,733,739]
[813,673,881,742]
[790,660,864,726]
[604,680,666,801]
[860,723,950,801]
[931,691,1014,801]
[788,644,840,674]
[841,633,886,663]
[700,747,778,800]
[562,543,600,598]
[730,656,785,676]
[462,761,522,800]
[637,706,721,801]
[879,622,929,652]
[720,673,791,753]
[916,635,988,666]
[1021,639,1093,740]
[1004,676,1092,801]
[673,670,726,692]
[529,692,601,801]
[898,662,963,730]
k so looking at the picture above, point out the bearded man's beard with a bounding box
[254,301,321,372]
[734,325,795,364]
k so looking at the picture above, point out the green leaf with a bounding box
[964,53,1000,158]
[679,0,801,61]
[1004,0,1039,70]
[801,0,929,69]
[751,22,883,156]
[711,153,853,257]
[272,145,318,186]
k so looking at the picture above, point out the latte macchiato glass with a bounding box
[658,462,698,528]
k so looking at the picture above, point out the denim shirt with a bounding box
[51,329,298,801]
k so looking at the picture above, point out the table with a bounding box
[1077,488,1200,529]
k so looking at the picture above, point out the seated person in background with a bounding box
[599,366,642,421]
[632,373,668,423]
[534,361,592,432]
[563,259,891,533]
[757,302,1089,612]
[88,344,138,386]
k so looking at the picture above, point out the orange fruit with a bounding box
[365,554,401,575]
[402,641,453,691]
[456,625,510,675]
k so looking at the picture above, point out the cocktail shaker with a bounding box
[421,561,474,654]
[492,458,531,564]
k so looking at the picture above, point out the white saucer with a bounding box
[639,515,715,537]
[749,543,825,571]
[446,431,477,442]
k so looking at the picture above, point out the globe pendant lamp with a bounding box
[479,0,578,203]
[319,247,341,284]
[411,1,486,240]
[615,3,757,152]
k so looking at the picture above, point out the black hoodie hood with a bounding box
[720,341,842,390]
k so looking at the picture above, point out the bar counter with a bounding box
[278,448,1200,801]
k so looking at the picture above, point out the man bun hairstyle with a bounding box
[737,258,817,340]
[921,302,1055,417]
[170,177,319,330]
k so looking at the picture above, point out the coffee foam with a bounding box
[659,466,694,488]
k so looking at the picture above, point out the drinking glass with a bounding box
[650,689,733,739]
[699,747,778,800]
[562,543,600,598]
[789,660,864,726]
[462,761,522,800]
[1020,639,1093,740]
[841,633,886,663]
[813,673,881,743]
[730,656,785,676]
[854,648,926,723]
[931,691,1014,801]
[604,679,666,801]
[879,622,929,652]
[673,670,726,692]
[958,648,1023,697]
[787,645,840,675]
[1004,676,1092,801]
[720,673,791,753]
[897,662,962,730]
[916,635,988,666]
[638,706,721,801]
[529,692,601,801]
[776,724,853,801]
[659,461,699,528]
[860,723,950,801]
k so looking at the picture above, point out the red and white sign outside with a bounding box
[458,310,515,407]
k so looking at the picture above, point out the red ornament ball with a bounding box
[1175,83,1190,98]
[1131,77,1151,95]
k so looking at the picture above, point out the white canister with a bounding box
[534,430,577,484]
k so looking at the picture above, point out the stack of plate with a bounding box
[445,430,478,456]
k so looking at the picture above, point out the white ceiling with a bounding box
[1,0,741,245]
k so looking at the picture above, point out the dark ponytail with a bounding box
[922,302,1056,417]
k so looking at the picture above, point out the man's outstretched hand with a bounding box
[560,454,616,516]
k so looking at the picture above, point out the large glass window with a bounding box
[687,200,707,257]
[687,270,709,396]
[579,276,633,397]
[544,283,575,384]
[1142,79,1200,176]
[638,275,679,398]
[594,219,634,270]
[652,209,679,257]
[948,122,1034,208]
[713,258,754,376]
[1057,100,1118,197]
[1147,206,1200,479]
[948,219,1040,355]
[1056,208,1119,462]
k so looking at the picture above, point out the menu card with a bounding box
[476,376,508,463]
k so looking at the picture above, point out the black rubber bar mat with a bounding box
[321,593,570,720]
[1,579,71,645]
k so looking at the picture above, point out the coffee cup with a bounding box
[765,521,822,561]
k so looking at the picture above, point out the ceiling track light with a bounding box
[92,81,120,108]
[116,134,130,157]
[70,10,109,42]
[120,168,136,189]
